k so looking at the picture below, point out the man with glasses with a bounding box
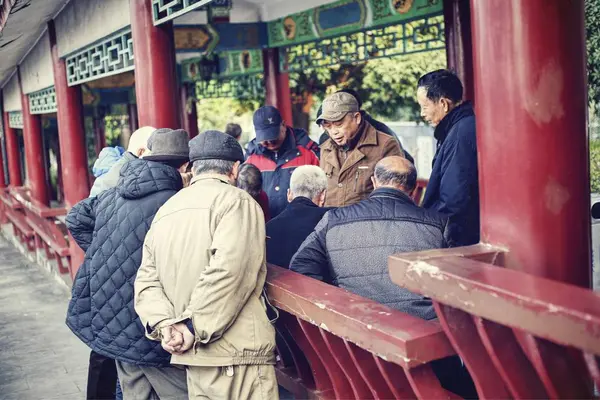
[318,92,404,207]
[246,106,320,217]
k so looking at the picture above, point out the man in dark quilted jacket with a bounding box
[66,128,190,400]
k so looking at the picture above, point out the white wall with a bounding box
[55,0,131,58]
[20,31,54,94]
[2,73,22,112]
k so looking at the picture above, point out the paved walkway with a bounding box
[0,237,89,399]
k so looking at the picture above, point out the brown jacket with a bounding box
[321,122,403,207]
[134,174,276,367]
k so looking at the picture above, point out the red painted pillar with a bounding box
[263,48,293,125]
[3,112,22,186]
[19,70,50,205]
[443,0,474,102]
[93,107,106,156]
[4,112,23,186]
[471,0,590,287]
[0,110,6,189]
[130,0,180,129]
[180,83,199,138]
[49,20,90,278]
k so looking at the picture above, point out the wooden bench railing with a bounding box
[0,187,71,274]
[266,265,462,399]
[389,248,600,399]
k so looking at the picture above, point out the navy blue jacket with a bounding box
[290,188,451,320]
[422,102,480,246]
[65,159,183,366]
[246,127,320,218]
[266,196,332,268]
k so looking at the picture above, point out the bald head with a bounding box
[373,156,417,194]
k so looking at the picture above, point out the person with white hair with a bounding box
[89,126,156,197]
[266,165,332,268]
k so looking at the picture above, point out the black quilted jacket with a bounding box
[289,187,451,320]
[65,159,183,366]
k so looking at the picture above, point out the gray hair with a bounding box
[290,165,327,200]
[374,160,417,192]
[192,159,235,176]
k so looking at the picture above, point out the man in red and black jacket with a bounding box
[246,106,320,218]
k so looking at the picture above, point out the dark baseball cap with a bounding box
[253,106,282,142]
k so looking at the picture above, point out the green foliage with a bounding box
[362,51,447,120]
[587,0,600,110]
[289,50,446,124]
[195,98,259,147]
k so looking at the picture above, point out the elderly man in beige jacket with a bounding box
[134,130,277,400]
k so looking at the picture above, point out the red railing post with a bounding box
[471,0,590,286]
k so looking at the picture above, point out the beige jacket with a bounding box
[321,122,403,207]
[134,174,276,367]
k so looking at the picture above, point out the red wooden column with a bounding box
[49,20,90,278]
[130,0,180,129]
[0,111,6,189]
[471,0,590,287]
[180,83,199,138]
[263,48,293,125]
[443,0,474,102]
[19,70,50,205]
[2,112,20,186]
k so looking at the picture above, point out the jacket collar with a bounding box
[190,173,231,186]
[322,122,379,174]
[434,101,475,143]
[289,196,318,209]
[369,187,415,205]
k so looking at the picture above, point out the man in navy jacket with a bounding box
[266,165,331,268]
[417,70,479,246]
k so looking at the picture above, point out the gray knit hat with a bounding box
[189,130,244,163]
[144,128,190,162]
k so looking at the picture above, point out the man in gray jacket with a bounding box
[290,156,451,320]
[89,126,155,197]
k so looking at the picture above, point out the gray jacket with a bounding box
[89,152,137,197]
[290,187,451,320]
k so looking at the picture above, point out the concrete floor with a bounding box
[0,236,90,399]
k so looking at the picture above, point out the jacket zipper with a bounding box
[354,170,359,192]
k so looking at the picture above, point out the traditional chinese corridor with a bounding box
[0,237,89,399]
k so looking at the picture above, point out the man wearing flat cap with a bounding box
[66,128,191,399]
[135,131,278,399]
[318,92,404,207]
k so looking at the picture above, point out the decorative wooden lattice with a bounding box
[29,87,57,114]
[8,111,23,129]
[195,75,264,100]
[152,0,214,25]
[66,29,134,86]
[282,15,445,73]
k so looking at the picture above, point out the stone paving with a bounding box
[0,237,89,400]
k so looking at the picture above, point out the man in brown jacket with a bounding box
[134,130,277,400]
[318,92,404,207]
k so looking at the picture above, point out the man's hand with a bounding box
[160,325,183,354]
[170,323,195,355]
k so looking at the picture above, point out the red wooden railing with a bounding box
[266,265,461,399]
[0,187,70,274]
[389,245,600,399]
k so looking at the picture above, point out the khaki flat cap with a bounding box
[317,92,360,124]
